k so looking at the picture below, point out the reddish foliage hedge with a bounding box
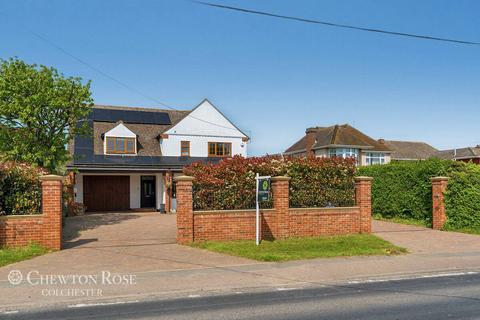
[183,155,356,210]
[0,161,48,215]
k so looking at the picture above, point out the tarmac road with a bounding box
[3,273,480,320]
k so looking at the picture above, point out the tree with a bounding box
[0,58,93,173]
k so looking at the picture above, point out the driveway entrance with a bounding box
[63,211,176,248]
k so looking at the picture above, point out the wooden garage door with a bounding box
[84,176,130,212]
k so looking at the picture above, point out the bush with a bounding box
[183,155,356,210]
[444,163,480,230]
[357,159,464,224]
[0,161,48,215]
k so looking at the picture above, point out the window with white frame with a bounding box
[365,152,386,165]
[328,148,359,162]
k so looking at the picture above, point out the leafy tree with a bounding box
[0,58,93,173]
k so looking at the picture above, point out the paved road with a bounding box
[3,273,480,320]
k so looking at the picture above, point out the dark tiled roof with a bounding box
[68,105,219,170]
[285,124,391,153]
[384,140,438,160]
[285,136,307,153]
[434,146,480,160]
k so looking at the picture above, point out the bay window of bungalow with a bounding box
[365,152,386,165]
[106,137,136,154]
[328,148,359,164]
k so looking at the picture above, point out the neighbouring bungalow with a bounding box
[67,99,249,213]
[284,124,392,166]
[383,140,439,161]
[435,146,480,164]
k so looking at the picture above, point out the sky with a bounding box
[1,0,479,155]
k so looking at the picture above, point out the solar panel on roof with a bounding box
[91,108,171,125]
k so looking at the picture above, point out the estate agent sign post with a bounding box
[255,173,271,245]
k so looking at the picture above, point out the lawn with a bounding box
[443,226,480,235]
[192,234,406,262]
[0,243,50,267]
[373,214,430,228]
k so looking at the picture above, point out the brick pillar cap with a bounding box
[431,176,450,182]
[174,175,194,182]
[355,176,373,182]
[271,176,291,182]
[40,174,65,182]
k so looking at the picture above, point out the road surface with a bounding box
[3,273,480,319]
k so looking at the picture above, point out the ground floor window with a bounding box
[328,148,359,163]
[365,152,387,165]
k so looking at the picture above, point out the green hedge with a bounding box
[357,159,463,224]
[0,162,47,215]
[183,155,356,210]
[444,164,480,230]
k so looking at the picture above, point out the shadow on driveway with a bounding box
[62,212,141,248]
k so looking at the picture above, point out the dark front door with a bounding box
[141,176,156,208]
[84,176,130,212]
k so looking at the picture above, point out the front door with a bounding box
[141,176,156,208]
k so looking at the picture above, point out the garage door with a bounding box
[83,176,130,212]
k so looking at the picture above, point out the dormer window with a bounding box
[106,137,136,154]
[103,123,137,155]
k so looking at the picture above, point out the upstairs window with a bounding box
[106,137,136,154]
[181,141,190,157]
[208,142,232,157]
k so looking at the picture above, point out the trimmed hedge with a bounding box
[183,155,356,210]
[0,162,48,215]
[356,159,464,224]
[444,163,480,230]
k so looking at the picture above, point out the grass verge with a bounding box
[443,226,480,235]
[0,243,50,267]
[373,214,430,228]
[192,234,406,262]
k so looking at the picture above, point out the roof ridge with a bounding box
[93,104,191,113]
[331,124,340,144]
[386,139,432,144]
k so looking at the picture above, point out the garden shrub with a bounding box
[0,161,48,215]
[357,159,463,224]
[183,155,356,210]
[444,163,480,230]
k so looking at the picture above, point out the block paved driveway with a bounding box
[59,212,253,274]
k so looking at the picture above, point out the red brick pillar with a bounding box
[271,176,291,240]
[431,177,449,230]
[175,175,194,244]
[355,176,373,234]
[40,175,64,250]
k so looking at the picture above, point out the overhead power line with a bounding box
[192,1,480,46]
[24,30,241,132]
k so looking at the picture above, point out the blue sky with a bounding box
[1,0,479,155]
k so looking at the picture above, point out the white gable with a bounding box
[104,123,136,138]
[165,100,247,138]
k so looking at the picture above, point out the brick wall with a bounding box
[289,207,361,237]
[194,209,276,241]
[175,175,372,244]
[0,175,63,250]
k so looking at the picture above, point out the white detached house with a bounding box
[68,99,249,213]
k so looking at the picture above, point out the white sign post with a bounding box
[255,173,271,246]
